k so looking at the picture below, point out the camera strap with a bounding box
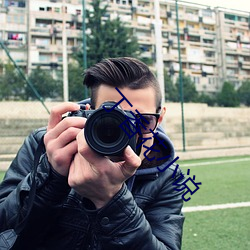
[0,136,45,250]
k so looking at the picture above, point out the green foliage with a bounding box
[198,93,216,106]
[217,81,239,107]
[74,0,141,67]
[68,64,87,101]
[25,67,62,100]
[164,71,178,102]
[176,74,199,102]
[0,63,25,100]
[237,80,250,106]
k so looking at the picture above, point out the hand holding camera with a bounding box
[44,101,141,207]
[44,102,86,176]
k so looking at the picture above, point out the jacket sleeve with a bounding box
[86,170,185,250]
[0,128,70,234]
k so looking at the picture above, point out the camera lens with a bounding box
[94,116,121,144]
[84,108,133,156]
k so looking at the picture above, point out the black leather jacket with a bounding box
[0,126,185,250]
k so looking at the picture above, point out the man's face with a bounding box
[95,85,157,114]
[95,85,165,160]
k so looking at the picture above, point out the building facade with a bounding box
[0,0,249,94]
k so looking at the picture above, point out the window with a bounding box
[202,9,213,17]
[192,76,200,84]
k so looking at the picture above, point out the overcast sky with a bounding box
[183,0,250,12]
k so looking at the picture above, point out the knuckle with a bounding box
[50,106,58,116]
[52,150,65,165]
[62,117,72,127]
[67,127,79,138]
[78,142,88,155]
[68,175,75,187]
[44,139,54,154]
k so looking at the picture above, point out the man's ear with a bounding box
[158,107,166,125]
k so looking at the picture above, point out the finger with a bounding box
[45,126,82,153]
[48,102,80,130]
[49,140,78,176]
[121,146,141,176]
[46,116,86,140]
[76,130,104,163]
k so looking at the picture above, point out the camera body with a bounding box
[68,102,137,156]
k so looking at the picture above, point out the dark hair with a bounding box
[83,57,162,112]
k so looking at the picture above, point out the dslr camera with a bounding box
[68,102,137,156]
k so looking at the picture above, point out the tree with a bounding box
[0,63,25,100]
[74,0,141,68]
[176,74,198,102]
[164,70,178,102]
[217,81,239,107]
[25,67,62,100]
[68,64,88,101]
[238,80,250,106]
[198,93,216,106]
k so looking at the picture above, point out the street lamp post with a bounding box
[154,0,165,106]
[62,0,69,101]
[82,0,88,99]
[175,0,186,152]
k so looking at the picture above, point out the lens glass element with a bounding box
[94,116,121,144]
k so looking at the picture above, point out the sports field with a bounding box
[0,155,249,249]
[180,155,250,250]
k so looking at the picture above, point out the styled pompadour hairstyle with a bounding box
[83,57,162,112]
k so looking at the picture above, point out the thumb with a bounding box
[121,146,141,177]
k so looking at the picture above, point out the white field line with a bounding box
[181,157,250,167]
[182,201,250,213]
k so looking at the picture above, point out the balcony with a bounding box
[30,11,74,22]
[5,23,27,32]
[136,6,152,16]
[203,17,216,25]
[107,3,132,15]
[185,13,199,23]
[131,21,151,31]
[235,21,249,30]
[224,33,236,41]
[188,28,201,36]
[201,42,215,49]
[5,40,26,49]
[66,29,81,38]
[201,30,216,40]
[226,61,238,68]
[138,35,153,45]
[30,27,51,36]
[204,58,216,65]
[171,11,185,21]
[163,54,178,61]
[141,51,153,58]
[242,61,250,70]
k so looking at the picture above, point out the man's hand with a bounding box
[44,102,86,176]
[68,130,142,209]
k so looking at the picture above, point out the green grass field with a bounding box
[181,156,250,250]
[0,155,250,249]
[0,171,4,181]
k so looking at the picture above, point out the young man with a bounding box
[0,57,185,249]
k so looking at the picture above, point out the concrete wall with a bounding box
[162,103,250,150]
[0,101,250,153]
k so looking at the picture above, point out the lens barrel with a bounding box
[84,103,136,156]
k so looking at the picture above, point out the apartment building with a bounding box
[216,8,250,89]
[0,0,249,94]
